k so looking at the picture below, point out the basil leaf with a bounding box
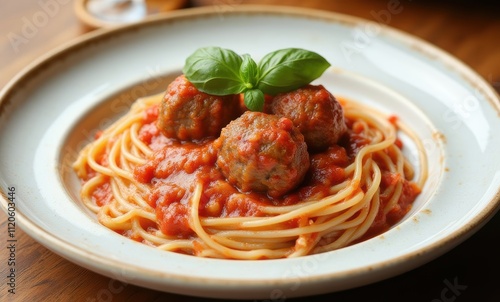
[239,54,259,89]
[183,47,246,95]
[182,47,330,112]
[257,48,331,95]
[243,89,265,112]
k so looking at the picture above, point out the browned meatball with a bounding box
[215,111,310,198]
[271,85,346,152]
[157,75,240,141]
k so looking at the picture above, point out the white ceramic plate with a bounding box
[1,6,499,300]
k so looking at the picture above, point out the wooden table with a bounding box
[1,0,499,301]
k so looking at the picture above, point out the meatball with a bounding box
[215,111,310,198]
[157,75,240,141]
[271,84,346,152]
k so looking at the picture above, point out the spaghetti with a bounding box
[73,90,427,260]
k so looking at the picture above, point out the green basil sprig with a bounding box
[182,47,331,111]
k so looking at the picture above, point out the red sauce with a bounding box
[91,179,113,207]
[128,112,420,241]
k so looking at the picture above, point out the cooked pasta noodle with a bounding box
[73,92,427,260]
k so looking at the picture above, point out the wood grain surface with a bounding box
[1,1,499,301]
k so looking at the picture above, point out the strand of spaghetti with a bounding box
[119,140,135,173]
[201,202,364,229]
[109,177,141,212]
[191,240,232,258]
[129,122,154,158]
[317,170,380,249]
[135,92,163,107]
[101,111,144,139]
[98,206,156,228]
[238,184,356,228]
[213,182,365,237]
[316,190,372,232]
[290,216,322,257]
[370,131,384,144]
[212,227,298,242]
[380,147,406,214]
[115,181,153,213]
[344,110,395,150]
[378,147,405,214]
[323,197,372,232]
[349,135,395,190]
[338,200,370,236]
[157,240,195,252]
[84,110,145,175]
[385,145,405,177]
[402,157,415,181]
[289,236,320,258]
[104,99,145,132]
[213,197,371,239]
[210,236,294,250]
[221,197,365,244]
[107,132,134,181]
[79,174,108,213]
[396,119,428,188]
[112,133,155,210]
[309,190,364,216]
[372,155,395,205]
[313,226,357,253]
[195,248,226,258]
[378,170,397,202]
[128,143,144,163]
[260,180,352,215]
[219,236,297,244]
[72,146,91,178]
[259,190,338,214]
[384,181,403,214]
[189,182,292,259]
[85,136,114,176]
[373,148,397,174]
[130,219,175,245]
[339,163,381,242]
[128,190,154,212]
[200,216,267,227]
[325,202,371,232]
[350,191,380,242]
[118,132,139,178]
[122,124,149,165]
[341,162,357,180]
[106,196,131,217]
[97,205,131,230]
[346,107,394,131]
[359,156,375,188]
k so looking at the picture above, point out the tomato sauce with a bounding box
[129,109,419,240]
[91,179,113,207]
